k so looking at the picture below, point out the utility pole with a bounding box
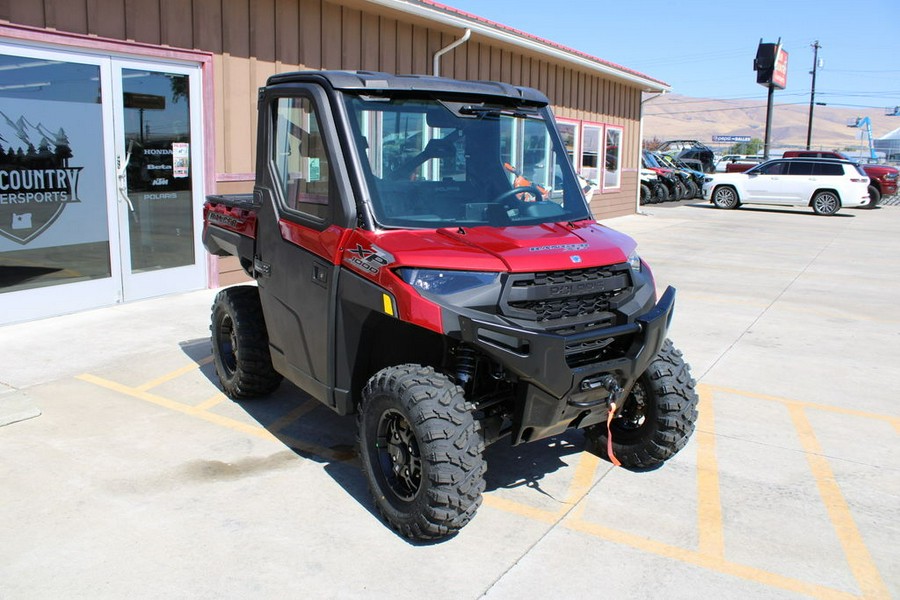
[805,41,821,150]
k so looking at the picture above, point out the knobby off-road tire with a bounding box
[357,364,486,541]
[585,339,698,469]
[640,183,651,205]
[686,179,700,199]
[653,183,669,204]
[210,286,282,399]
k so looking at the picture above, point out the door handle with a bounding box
[116,140,136,215]
[313,263,328,287]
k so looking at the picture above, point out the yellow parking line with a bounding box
[705,384,900,429]
[696,384,725,558]
[192,393,227,413]
[788,405,891,600]
[78,373,281,441]
[481,495,560,524]
[76,373,352,463]
[267,400,320,434]
[77,364,888,598]
[564,518,858,600]
[564,449,603,505]
[135,356,214,392]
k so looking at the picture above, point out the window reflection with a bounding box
[122,69,194,272]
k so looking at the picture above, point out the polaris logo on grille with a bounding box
[549,281,606,296]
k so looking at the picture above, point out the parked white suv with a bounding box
[702,158,870,215]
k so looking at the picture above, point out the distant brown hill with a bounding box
[643,93,898,152]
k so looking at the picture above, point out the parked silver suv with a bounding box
[702,158,870,216]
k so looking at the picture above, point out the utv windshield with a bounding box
[343,95,591,229]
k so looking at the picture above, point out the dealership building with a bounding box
[0,0,668,324]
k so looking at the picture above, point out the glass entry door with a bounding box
[111,59,205,301]
[0,44,206,325]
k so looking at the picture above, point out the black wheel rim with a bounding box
[374,408,422,501]
[216,314,237,376]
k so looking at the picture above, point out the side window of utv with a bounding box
[272,96,333,221]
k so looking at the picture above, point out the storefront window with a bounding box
[556,120,579,168]
[580,124,602,184]
[0,54,110,294]
[604,126,623,190]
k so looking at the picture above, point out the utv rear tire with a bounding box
[358,364,486,540]
[585,339,698,469]
[653,183,669,204]
[867,185,881,208]
[210,286,282,399]
[686,179,700,199]
[640,183,651,205]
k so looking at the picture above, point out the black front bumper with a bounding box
[457,286,676,444]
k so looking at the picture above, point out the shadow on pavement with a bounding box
[178,340,607,542]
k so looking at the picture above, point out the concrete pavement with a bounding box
[1,200,898,599]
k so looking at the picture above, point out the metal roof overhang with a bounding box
[362,0,670,93]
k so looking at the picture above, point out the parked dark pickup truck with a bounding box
[202,70,698,540]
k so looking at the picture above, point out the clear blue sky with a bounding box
[442,0,900,117]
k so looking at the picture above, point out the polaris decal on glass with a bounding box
[345,243,394,275]
[0,110,83,245]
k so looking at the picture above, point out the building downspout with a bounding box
[637,90,666,214]
[433,28,471,76]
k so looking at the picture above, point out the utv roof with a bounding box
[266,70,549,105]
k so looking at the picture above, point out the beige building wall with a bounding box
[2,0,651,289]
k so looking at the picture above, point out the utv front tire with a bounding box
[210,286,282,399]
[586,339,698,468]
[358,365,486,540]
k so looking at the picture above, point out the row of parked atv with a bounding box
[640,149,706,204]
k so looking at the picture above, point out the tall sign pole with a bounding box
[763,82,776,160]
[805,41,821,150]
[754,39,788,160]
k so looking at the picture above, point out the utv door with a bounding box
[253,86,355,406]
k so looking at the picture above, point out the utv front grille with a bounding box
[500,264,633,327]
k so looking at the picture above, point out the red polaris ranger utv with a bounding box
[203,71,698,540]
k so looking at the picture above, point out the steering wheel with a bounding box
[493,185,545,205]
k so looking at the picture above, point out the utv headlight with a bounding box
[627,251,642,273]
[396,268,501,295]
